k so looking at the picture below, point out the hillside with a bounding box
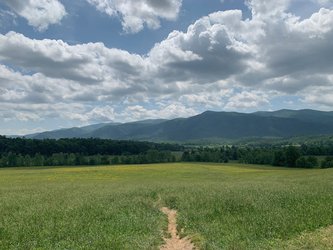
[22,122,120,140]
[85,119,168,139]
[14,109,333,142]
[254,109,333,125]
[121,111,333,141]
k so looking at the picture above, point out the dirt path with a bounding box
[159,206,198,250]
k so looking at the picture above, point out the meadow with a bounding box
[1,163,333,249]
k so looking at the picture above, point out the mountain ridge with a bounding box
[9,109,333,142]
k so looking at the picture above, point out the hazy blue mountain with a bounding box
[33,127,88,140]
[8,133,39,139]
[28,119,166,140]
[10,122,121,139]
[17,109,333,141]
[86,119,168,139]
[121,111,333,141]
[254,109,333,125]
[80,122,120,132]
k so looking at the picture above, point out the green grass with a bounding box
[0,163,333,249]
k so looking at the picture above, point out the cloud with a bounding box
[148,13,253,84]
[86,0,182,33]
[300,76,333,108]
[245,0,291,19]
[289,8,333,36]
[1,1,333,125]
[0,9,17,27]
[120,103,199,121]
[0,32,105,84]
[179,89,233,108]
[2,112,43,123]
[85,106,115,122]
[0,127,46,136]
[0,0,67,31]
[314,0,332,7]
[224,91,270,110]
[233,1,333,102]
[9,32,145,82]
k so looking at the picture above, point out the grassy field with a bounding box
[0,163,333,249]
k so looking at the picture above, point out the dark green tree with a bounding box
[307,155,318,168]
[8,152,18,167]
[147,150,158,163]
[24,154,32,167]
[101,155,109,165]
[285,146,300,168]
[321,156,333,169]
[89,157,96,165]
[272,150,285,166]
[33,153,44,166]
[63,153,69,166]
[0,154,8,167]
[295,156,311,168]
[111,156,120,165]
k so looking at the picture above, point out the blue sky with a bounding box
[0,0,332,135]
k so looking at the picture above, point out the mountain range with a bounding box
[15,109,333,142]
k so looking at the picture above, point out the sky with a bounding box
[0,0,332,135]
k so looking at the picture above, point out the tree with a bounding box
[74,153,82,165]
[137,154,148,164]
[69,153,76,165]
[95,154,102,165]
[101,155,109,165]
[8,152,18,167]
[44,156,54,166]
[295,156,311,168]
[321,156,333,169]
[285,146,300,168]
[158,151,167,162]
[56,152,64,166]
[272,150,285,166]
[307,156,318,168]
[195,154,202,162]
[63,153,69,166]
[24,154,32,166]
[17,154,24,167]
[111,156,120,165]
[88,157,96,165]
[300,144,309,155]
[147,150,158,163]
[33,153,44,166]
[181,151,191,161]
[0,154,8,167]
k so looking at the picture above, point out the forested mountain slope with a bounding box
[254,109,333,125]
[121,111,333,141]
[10,110,333,142]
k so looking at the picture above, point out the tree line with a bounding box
[0,150,176,168]
[0,136,183,156]
[181,145,333,169]
[181,134,333,148]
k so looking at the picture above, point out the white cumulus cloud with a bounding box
[224,91,270,110]
[1,0,333,124]
[86,0,182,33]
[0,0,67,31]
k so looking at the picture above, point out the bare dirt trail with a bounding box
[159,206,198,250]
